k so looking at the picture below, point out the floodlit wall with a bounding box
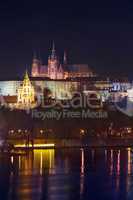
[0,80,78,100]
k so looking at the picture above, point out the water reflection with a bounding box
[0,148,133,199]
[127,148,131,175]
[80,148,84,197]
[33,150,55,174]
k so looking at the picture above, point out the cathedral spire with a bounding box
[63,50,67,65]
[32,51,39,63]
[17,69,35,109]
[24,69,30,82]
[52,41,55,51]
[33,51,37,60]
[51,40,56,59]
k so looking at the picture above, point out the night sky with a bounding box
[0,0,132,78]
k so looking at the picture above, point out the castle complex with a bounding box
[31,42,94,79]
[0,42,131,110]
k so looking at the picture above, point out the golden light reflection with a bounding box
[80,148,84,196]
[116,150,120,191]
[105,149,107,162]
[40,151,43,175]
[126,148,131,193]
[127,147,131,175]
[33,149,55,175]
[11,156,14,165]
[14,143,55,148]
[81,148,84,174]
[12,149,55,176]
[110,149,113,175]
[117,150,120,175]
[18,156,21,169]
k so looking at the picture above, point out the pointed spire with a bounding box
[33,51,37,60]
[24,69,29,80]
[52,40,55,52]
[51,40,56,59]
[32,50,39,63]
[63,50,67,65]
[32,50,41,67]
[59,64,63,71]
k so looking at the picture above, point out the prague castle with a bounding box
[0,42,131,109]
[31,42,94,79]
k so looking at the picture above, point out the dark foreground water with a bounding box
[0,148,133,200]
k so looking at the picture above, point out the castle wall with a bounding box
[0,81,21,96]
[0,80,78,100]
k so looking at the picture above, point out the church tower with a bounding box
[31,53,41,77]
[63,50,68,79]
[48,41,59,79]
[17,70,36,109]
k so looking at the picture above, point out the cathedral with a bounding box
[17,71,36,109]
[31,42,94,79]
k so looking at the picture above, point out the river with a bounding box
[0,148,132,200]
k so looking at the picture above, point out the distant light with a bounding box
[11,156,14,164]
[40,130,43,134]
[14,143,55,148]
[80,129,85,135]
[127,88,133,101]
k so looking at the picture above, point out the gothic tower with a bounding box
[17,70,35,109]
[31,53,41,77]
[63,50,68,79]
[48,41,59,79]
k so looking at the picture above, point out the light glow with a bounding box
[14,143,55,148]
[127,88,133,101]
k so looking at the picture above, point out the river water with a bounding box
[0,148,133,200]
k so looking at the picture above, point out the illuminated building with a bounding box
[0,80,21,96]
[31,41,94,79]
[17,71,36,108]
[127,87,133,101]
[0,76,131,106]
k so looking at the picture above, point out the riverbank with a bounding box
[7,138,133,149]
[1,106,133,134]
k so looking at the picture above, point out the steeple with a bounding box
[17,70,35,109]
[24,69,29,80]
[52,41,55,52]
[51,41,56,59]
[32,51,39,64]
[33,51,37,60]
[48,41,59,79]
[23,70,30,86]
[63,50,67,65]
[32,51,40,63]
[57,64,64,79]
[59,64,63,72]
[31,51,41,77]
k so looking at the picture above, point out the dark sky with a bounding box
[0,0,132,78]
